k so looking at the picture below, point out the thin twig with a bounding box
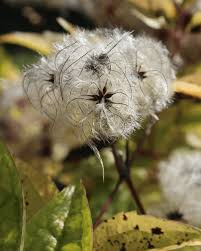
[125,140,146,214]
[93,178,122,229]
[130,116,158,165]
[125,139,130,169]
[112,143,146,215]
[126,176,146,214]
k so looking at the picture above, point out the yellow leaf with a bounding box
[57,17,76,34]
[0,47,20,80]
[15,159,58,221]
[128,0,176,19]
[94,211,201,251]
[0,32,53,55]
[173,73,201,99]
[131,8,166,29]
[187,11,201,31]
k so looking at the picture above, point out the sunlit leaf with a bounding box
[57,17,76,34]
[0,47,20,80]
[15,159,58,221]
[128,0,176,19]
[25,183,93,251]
[182,0,196,9]
[187,11,201,31]
[0,32,53,55]
[94,211,201,251]
[131,8,166,29]
[173,74,201,98]
[0,142,25,251]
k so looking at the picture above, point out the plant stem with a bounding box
[111,143,146,215]
[125,139,130,169]
[126,176,146,214]
[94,142,146,227]
[93,178,122,228]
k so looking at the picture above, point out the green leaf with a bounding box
[94,211,201,251]
[15,159,58,221]
[0,142,25,251]
[25,183,93,251]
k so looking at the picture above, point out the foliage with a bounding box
[0,142,24,251]
[1,1,201,250]
[0,143,92,251]
[1,143,201,250]
[94,212,201,251]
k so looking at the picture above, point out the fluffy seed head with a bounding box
[128,35,175,118]
[158,149,201,226]
[23,28,175,144]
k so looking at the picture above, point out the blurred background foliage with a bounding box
[1,1,201,242]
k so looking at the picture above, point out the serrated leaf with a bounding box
[15,159,58,221]
[0,143,25,251]
[94,211,201,251]
[25,183,93,251]
[0,32,53,55]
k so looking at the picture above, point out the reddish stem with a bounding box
[111,144,146,215]
[93,179,122,229]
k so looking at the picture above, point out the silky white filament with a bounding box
[23,28,175,177]
[159,149,201,227]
